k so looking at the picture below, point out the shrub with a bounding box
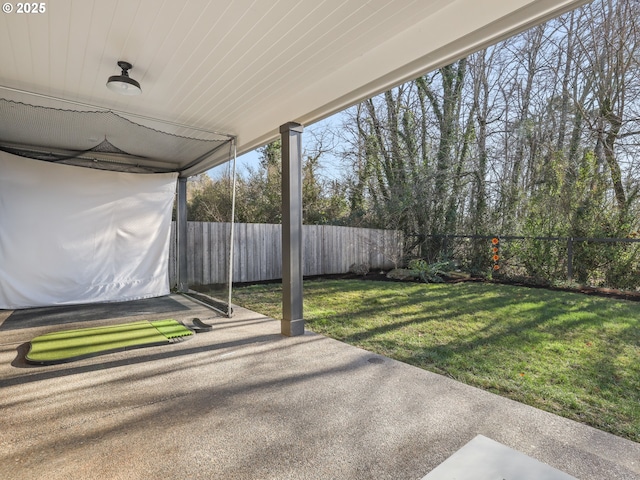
[408,259,449,283]
[349,262,370,276]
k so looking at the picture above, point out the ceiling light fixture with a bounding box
[106,61,142,96]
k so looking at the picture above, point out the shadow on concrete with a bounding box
[0,296,190,331]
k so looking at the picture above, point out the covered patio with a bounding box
[4,0,639,477]
[1,297,639,479]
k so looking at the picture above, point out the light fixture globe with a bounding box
[106,61,142,95]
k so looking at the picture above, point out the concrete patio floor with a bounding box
[1,294,639,480]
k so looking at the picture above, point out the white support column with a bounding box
[280,122,304,336]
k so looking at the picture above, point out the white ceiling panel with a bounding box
[0,0,592,176]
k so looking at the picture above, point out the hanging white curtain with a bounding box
[0,151,177,309]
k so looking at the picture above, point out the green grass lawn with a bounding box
[218,279,640,442]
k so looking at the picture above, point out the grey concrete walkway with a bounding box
[1,294,638,480]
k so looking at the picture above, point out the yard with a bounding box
[213,279,640,442]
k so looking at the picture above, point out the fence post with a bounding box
[567,237,573,283]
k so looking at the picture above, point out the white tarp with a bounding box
[0,151,178,309]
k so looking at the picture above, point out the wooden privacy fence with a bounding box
[169,222,403,286]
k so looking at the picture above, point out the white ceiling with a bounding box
[0,0,591,176]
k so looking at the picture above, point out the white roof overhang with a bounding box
[0,0,592,177]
